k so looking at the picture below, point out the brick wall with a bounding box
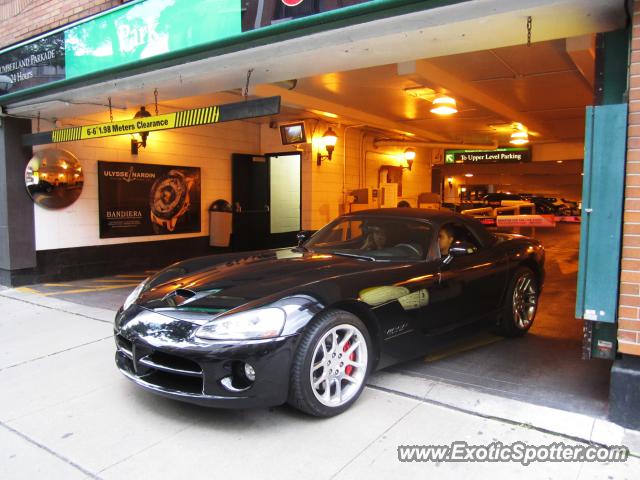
[0,0,128,49]
[618,1,640,355]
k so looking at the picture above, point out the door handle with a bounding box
[264,205,270,212]
[235,202,242,213]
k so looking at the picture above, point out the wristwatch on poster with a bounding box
[149,169,195,232]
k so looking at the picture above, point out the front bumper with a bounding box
[114,306,300,408]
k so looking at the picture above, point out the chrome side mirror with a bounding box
[297,230,314,247]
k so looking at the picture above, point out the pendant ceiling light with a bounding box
[509,130,529,145]
[430,95,458,115]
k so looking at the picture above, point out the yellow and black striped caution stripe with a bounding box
[23,97,280,147]
[175,106,220,128]
[52,127,83,143]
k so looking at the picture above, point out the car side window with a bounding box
[443,222,482,251]
[317,220,363,245]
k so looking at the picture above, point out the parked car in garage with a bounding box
[114,209,545,417]
[482,192,528,207]
[560,198,581,216]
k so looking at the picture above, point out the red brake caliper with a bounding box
[343,341,356,375]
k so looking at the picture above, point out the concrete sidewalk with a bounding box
[1,289,638,479]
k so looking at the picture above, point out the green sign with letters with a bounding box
[0,0,242,93]
[0,0,377,96]
[444,147,531,164]
[65,0,241,79]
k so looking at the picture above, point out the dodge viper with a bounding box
[114,209,544,416]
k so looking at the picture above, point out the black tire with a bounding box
[287,309,372,417]
[495,266,539,337]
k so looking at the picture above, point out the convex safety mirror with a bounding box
[25,149,84,209]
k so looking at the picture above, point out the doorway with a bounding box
[231,152,301,251]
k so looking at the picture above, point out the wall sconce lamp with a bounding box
[403,148,416,171]
[131,106,152,154]
[447,176,454,190]
[316,127,338,166]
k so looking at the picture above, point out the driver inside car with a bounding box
[361,225,387,250]
[438,225,455,257]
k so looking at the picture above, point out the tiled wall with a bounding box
[33,117,434,250]
[33,119,260,250]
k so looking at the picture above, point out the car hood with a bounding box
[135,248,401,312]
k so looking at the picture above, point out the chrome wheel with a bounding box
[512,273,538,329]
[309,324,368,407]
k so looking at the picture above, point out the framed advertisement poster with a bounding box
[98,161,201,238]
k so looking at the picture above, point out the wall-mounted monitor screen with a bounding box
[280,122,306,145]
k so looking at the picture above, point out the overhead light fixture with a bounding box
[403,148,416,171]
[465,173,474,177]
[131,106,152,154]
[430,95,458,115]
[509,130,529,145]
[316,127,338,166]
[310,109,338,119]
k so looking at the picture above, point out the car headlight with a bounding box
[195,307,286,340]
[123,279,147,311]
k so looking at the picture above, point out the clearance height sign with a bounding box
[22,96,280,146]
[51,106,220,143]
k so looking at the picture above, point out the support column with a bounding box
[0,116,35,285]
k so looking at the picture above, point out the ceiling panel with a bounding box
[282,39,593,144]
[490,39,575,76]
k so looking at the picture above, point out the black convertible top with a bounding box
[344,208,496,247]
[345,208,467,221]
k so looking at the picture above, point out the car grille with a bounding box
[115,333,203,395]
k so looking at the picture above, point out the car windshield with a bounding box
[305,216,432,261]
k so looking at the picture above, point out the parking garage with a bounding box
[0,0,633,426]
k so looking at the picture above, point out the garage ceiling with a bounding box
[248,37,595,145]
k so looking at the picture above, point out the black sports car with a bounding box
[114,209,544,417]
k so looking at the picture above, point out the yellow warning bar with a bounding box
[78,112,178,141]
[51,105,221,143]
[23,97,280,146]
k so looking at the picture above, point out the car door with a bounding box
[438,222,508,326]
[364,260,460,366]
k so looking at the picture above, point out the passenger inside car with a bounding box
[438,224,455,257]
[361,225,387,250]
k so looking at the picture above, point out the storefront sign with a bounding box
[0,32,65,92]
[0,0,373,97]
[496,214,556,228]
[23,96,281,146]
[444,148,531,164]
[65,0,240,79]
[98,161,201,238]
